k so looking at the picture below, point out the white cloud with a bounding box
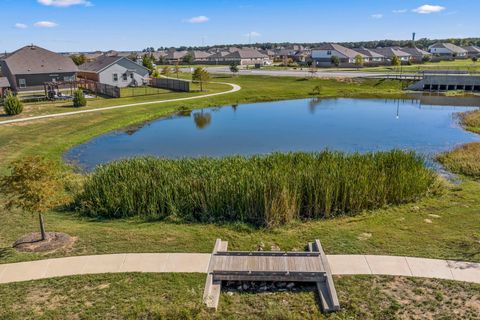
[371,14,383,19]
[244,31,261,37]
[34,21,58,28]
[412,4,446,14]
[393,9,407,14]
[15,23,28,29]
[38,0,92,7]
[185,16,209,23]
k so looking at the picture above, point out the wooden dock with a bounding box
[203,239,340,313]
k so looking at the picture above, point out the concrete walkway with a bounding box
[0,81,241,126]
[0,254,479,285]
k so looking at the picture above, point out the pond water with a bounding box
[65,97,480,171]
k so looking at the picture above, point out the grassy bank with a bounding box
[78,152,436,227]
[461,110,480,134]
[438,142,480,180]
[0,273,478,319]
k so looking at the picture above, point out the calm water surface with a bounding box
[65,98,480,171]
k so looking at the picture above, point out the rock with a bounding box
[357,233,372,241]
[286,282,295,289]
[259,286,268,291]
[428,214,441,219]
[227,291,234,296]
[412,206,420,211]
[257,242,265,251]
[237,285,243,291]
[271,245,281,251]
[276,282,287,288]
[424,219,433,224]
[242,283,250,291]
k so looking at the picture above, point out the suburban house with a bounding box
[222,49,271,66]
[372,47,411,62]
[394,47,431,63]
[428,43,468,58]
[462,46,480,58]
[0,45,78,92]
[78,55,150,87]
[353,48,386,64]
[164,50,188,64]
[189,50,212,62]
[311,44,366,66]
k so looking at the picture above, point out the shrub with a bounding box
[438,142,480,179]
[73,90,87,108]
[472,56,478,63]
[76,151,436,227]
[3,93,23,115]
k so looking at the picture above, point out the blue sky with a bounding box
[0,0,478,52]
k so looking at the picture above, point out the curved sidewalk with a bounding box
[0,81,241,126]
[0,254,479,285]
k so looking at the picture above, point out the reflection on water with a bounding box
[65,98,480,171]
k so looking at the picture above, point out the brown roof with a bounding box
[2,45,77,75]
[313,44,365,59]
[224,49,268,59]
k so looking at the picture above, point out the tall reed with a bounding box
[76,151,436,227]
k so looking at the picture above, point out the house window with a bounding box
[123,73,128,81]
[327,50,332,55]
[64,76,74,82]
[130,73,134,79]
[113,74,118,82]
[19,79,26,88]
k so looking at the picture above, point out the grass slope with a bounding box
[0,273,478,319]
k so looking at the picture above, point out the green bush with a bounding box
[3,93,23,115]
[73,90,87,108]
[76,151,436,227]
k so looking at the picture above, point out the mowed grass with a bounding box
[0,179,479,264]
[0,273,478,319]
[438,142,480,180]
[77,152,435,227]
[0,82,229,120]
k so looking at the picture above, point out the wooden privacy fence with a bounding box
[150,77,190,92]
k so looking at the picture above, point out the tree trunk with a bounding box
[39,213,46,241]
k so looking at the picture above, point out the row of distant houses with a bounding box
[70,42,480,68]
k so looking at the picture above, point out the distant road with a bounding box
[183,66,402,79]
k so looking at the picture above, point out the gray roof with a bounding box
[313,44,365,59]
[394,47,430,56]
[0,77,11,88]
[462,46,480,54]
[372,47,411,58]
[2,45,77,75]
[79,55,123,72]
[189,50,212,59]
[353,48,385,58]
[429,43,467,53]
[165,51,188,60]
[224,49,268,59]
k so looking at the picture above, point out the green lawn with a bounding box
[0,273,478,319]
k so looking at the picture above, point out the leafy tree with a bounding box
[330,55,340,67]
[192,67,211,91]
[151,68,160,78]
[3,92,23,115]
[182,53,194,65]
[71,54,87,66]
[73,90,87,108]
[161,66,172,77]
[472,56,478,63]
[174,63,180,79]
[229,62,239,76]
[0,157,67,241]
[391,55,401,68]
[354,55,364,68]
[142,55,154,73]
[422,55,432,63]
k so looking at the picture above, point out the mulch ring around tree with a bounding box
[13,232,77,253]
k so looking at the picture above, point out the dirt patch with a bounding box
[13,232,76,253]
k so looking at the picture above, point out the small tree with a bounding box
[330,55,340,67]
[391,55,401,69]
[422,55,432,63]
[71,54,86,66]
[73,90,87,108]
[192,67,211,92]
[174,62,180,79]
[0,157,66,241]
[142,55,154,73]
[229,62,239,77]
[161,66,172,77]
[472,56,478,63]
[182,53,194,65]
[3,92,23,115]
[151,68,160,78]
[354,55,364,69]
